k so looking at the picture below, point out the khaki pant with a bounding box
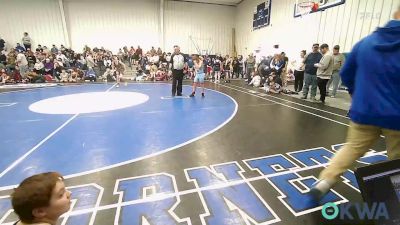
[319,122,400,183]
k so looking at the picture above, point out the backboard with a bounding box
[294,0,346,18]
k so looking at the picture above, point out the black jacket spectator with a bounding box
[304,52,323,75]
[0,38,5,51]
[0,52,6,65]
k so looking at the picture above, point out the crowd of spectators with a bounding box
[0,32,346,104]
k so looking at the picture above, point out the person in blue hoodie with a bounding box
[85,67,96,82]
[15,43,25,53]
[310,6,400,200]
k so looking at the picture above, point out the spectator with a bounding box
[78,55,87,70]
[327,45,346,98]
[0,37,5,52]
[83,45,91,53]
[264,75,282,94]
[117,49,124,60]
[232,56,239,78]
[128,46,135,67]
[224,55,233,83]
[51,45,58,54]
[187,56,194,78]
[36,44,43,53]
[11,172,71,225]
[71,67,83,81]
[33,59,44,75]
[246,53,256,83]
[155,67,167,81]
[204,55,212,79]
[60,69,69,82]
[85,67,96,82]
[123,46,129,61]
[15,43,25,53]
[102,68,114,82]
[103,56,111,69]
[213,56,222,83]
[0,69,10,84]
[150,53,160,66]
[315,44,334,104]
[56,58,64,67]
[311,7,400,201]
[0,50,6,66]
[26,49,36,68]
[60,45,66,52]
[27,71,45,83]
[53,62,63,80]
[270,54,284,76]
[35,51,45,62]
[56,51,68,66]
[12,67,23,82]
[166,52,172,66]
[248,72,261,87]
[149,63,158,81]
[21,32,32,50]
[42,46,50,55]
[86,53,95,69]
[281,52,289,87]
[150,46,156,55]
[258,56,271,80]
[302,43,323,101]
[157,47,163,56]
[96,54,105,75]
[6,49,17,72]
[16,50,29,78]
[140,55,148,70]
[44,58,54,75]
[135,45,143,58]
[238,55,245,79]
[112,56,125,87]
[292,50,306,92]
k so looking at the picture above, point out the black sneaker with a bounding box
[301,96,307,99]
[201,93,205,97]
[309,187,323,201]
[189,92,195,97]
[309,179,332,203]
[177,93,182,96]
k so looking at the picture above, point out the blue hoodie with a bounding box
[341,20,400,130]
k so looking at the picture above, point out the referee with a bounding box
[170,45,187,96]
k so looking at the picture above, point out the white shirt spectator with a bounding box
[16,53,28,67]
[79,57,86,66]
[56,53,68,64]
[249,74,261,87]
[104,59,112,67]
[292,56,305,71]
[86,55,95,68]
[150,55,159,64]
[34,61,44,70]
[56,60,64,67]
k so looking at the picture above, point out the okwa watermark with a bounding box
[322,202,389,221]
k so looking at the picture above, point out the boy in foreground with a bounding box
[11,172,71,225]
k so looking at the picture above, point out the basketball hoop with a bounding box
[296,1,319,17]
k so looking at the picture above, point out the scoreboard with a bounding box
[253,0,271,30]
